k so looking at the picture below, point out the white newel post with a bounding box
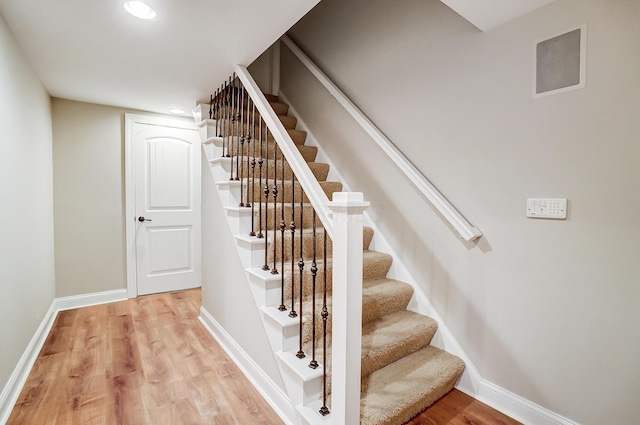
[328,192,370,425]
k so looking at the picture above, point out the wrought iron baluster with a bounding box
[213,88,220,147]
[245,94,253,209]
[224,81,230,157]
[272,139,280,275]
[238,86,245,205]
[320,228,330,416]
[235,77,241,182]
[249,102,256,233]
[296,186,305,359]
[273,151,284,311]
[261,121,270,271]
[288,174,297,318]
[227,78,234,180]
[257,117,264,240]
[309,210,318,369]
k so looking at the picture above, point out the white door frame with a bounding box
[124,113,198,299]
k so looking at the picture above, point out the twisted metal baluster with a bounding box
[257,117,264,240]
[319,228,330,416]
[296,186,305,359]
[277,143,286,313]
[272,140,280,275]
[213,88,220,147]
[245,94,253,209]
[309,210,318,369]
[249,103,257,233]
[227,78,234,179]
[261,121,270,271]
[288,174,297,318]
[224,82,230,157]
[235,77,241,182]
[238,86,245,205]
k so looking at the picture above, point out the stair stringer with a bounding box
[198,117,332,425]
[278,92,483,396]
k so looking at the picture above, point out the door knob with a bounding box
[138,216,152,222]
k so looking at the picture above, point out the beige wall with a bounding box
[0,13,55,395]
[51,99,191,297]
[200,155,285,390]
[286,0,640,423]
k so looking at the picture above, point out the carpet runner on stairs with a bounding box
[207,93,465,425]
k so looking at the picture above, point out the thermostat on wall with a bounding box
[527,198,567,219]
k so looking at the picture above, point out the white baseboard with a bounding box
[0,302,57,425]
[55,289,128,311]
[458,380,578,425]
[0,288,129,425]
[198,307,299,425]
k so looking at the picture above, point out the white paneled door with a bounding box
[127,115,201,296]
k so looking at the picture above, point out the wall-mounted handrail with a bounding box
[235,65,334,239]
[281,35,482,242]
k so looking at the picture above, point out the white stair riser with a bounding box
[277,351,324,407]
[198,119,217,140]
[247,271,282,307]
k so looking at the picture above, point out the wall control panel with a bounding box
[527,198,567,219]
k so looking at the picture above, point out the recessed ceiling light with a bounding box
[123,1,157,20]
[170,108,185,114]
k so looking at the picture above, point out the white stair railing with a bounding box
[281,35,481,242]
[203,68,368,425]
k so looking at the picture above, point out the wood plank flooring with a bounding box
[7,289,520,425]
[7,289,283,425]
[409,389,522,424]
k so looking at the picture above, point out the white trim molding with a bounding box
[198,307,299,425]
[55,289,128,311]
[459,380,579,425]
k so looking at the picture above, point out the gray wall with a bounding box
[285,0,640,423]
[51,99,191,297]
[0,13,55,393]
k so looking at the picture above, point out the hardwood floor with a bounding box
[7,289,283,425]
[409,389,522,425]
[7,289,520,425]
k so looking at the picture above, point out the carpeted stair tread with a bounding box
[263,93,279,103]
[236,157,329,181]
[224,137,317,162]
[283,250,393,301]
[266,226,374,263]
[300,278,414,345]
[286,129,307,145]
[362,250,393,281]
[250,179,342,204]
[217,121,307,145]
[269,101,289,115]
[360,346,465,425]
[304,311,440,398]
[362,279,414,325]
[278,115,297,130]
[260,202,322,230]
[360,311,438,378]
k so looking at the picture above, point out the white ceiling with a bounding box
[441,0,557,31]
[0,0,320,115]
[0,0,556,116]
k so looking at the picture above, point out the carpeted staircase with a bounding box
[201,93,465,425]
